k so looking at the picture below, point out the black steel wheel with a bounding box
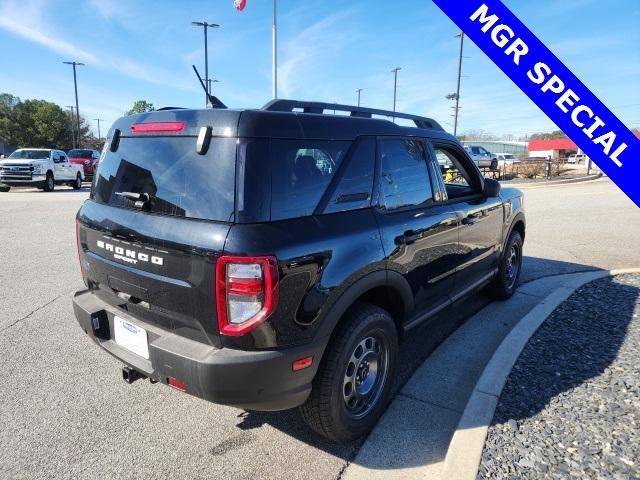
[300,302,398,443]
[487,230,523,300]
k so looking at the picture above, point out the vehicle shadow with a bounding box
[235,257,625,470]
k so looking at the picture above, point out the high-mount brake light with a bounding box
[215,256,279,336]
[130,122,185,133]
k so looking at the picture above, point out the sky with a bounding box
[0,0,638,138]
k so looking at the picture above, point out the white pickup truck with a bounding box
[0,148,84,192]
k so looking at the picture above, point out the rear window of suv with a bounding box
[238,139,349,222]
[92,136,236,222]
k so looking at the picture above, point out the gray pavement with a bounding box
[0,177,637,480]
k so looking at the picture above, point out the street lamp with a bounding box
[453,32,465,136]
[356,88,363,107]
[94,118,104,142]
[391,67,401,119]
[191,21,220,106]
[66,106,76,149]
[63,61,84,146]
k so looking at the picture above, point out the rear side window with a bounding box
[378,138,433,210]
[324,137,375,214]
[92,136,236,222]
[269,140,349,221]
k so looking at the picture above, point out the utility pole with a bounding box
[63,61,84,147]
[391,67,401,120]
[192,21,220,106]
[356,88,363,107]
[272,0,278,99]
[66,106,76,149]
[94,118,103,142]
[453,32,465,137]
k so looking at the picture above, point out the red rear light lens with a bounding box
[292,356,313,371]
[167,377,186,391]
[130,122,185,133]
[215,255,279,336]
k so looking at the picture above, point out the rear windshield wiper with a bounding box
[115,191,151,208]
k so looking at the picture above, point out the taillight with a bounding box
[130,122,185,133]
[215,255,279,336]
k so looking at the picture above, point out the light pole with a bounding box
[192,21,220,106]
[391,67,401,120]
[272,0,278,99]
[356,88,363,107]
[66,106,76,149]
[63,61,84,146]
[453,32,465,136]
[94,118,104,143]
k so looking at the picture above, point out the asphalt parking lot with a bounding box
[1,178,638,480]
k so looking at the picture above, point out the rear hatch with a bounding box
[77,112,239,346]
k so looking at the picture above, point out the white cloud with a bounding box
[0,0,194,91]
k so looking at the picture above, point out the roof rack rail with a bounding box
[262,99,445,131]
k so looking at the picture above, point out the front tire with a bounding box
[72,173,82,190]
[300,303,398,443]
[486,231,523,299]
[43,172,54,192]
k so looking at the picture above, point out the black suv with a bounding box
[73,100,525,442]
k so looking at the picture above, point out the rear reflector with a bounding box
[292,356,313,371]
[167,377,186,391]
[131,122,185,133]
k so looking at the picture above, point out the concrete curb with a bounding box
[504,173,602,189]
[439,268,640,480]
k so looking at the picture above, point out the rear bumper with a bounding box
[72,289,325,411]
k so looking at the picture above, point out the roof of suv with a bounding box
[109,99,457,143]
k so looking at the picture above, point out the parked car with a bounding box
[495,153,521,166]
[567,153,588,164]
[68,149,100,178]
[73,100,525,442]
[463,144,498,170]
[0,148,84,191]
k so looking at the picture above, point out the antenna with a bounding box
[192,65,227,109]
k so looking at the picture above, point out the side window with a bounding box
[430,144,481,199]
[324,138,375,214]
[378,138,433,210]
[471,147,481,155]
[270,140,349,221]
[52,152,60,163]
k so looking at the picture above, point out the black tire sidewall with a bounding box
[499,232,523,296]
[325,312,398,441]
[44,174,54,192]
[74,174,82,189]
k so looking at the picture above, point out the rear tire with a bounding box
[486,231,523,300]
[72,173,82,190]
[300,303,398,443]
[43,172,54,192]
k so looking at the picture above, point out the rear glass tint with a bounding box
[238,139,349,222]
[68,149,93,158]
[92,136,235,222]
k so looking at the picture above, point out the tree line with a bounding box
[0,94,156,153]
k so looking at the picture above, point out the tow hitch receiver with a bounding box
[122,366,145,384]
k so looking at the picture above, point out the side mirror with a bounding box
[484,178,501,197]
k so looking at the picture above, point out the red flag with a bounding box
[234,0,247,11]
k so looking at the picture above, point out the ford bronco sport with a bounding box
[73,100,525,442]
